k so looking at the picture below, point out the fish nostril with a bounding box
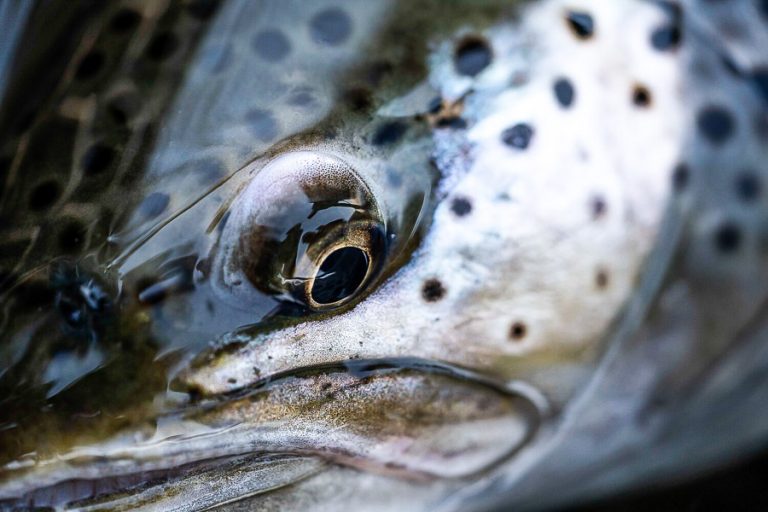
[311,247,370,305]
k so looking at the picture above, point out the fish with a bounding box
[0,0,767,510]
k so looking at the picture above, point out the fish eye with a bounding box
[212,151,387,313]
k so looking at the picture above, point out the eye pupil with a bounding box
[311,247,369,305]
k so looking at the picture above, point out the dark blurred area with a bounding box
[570,447,768,511]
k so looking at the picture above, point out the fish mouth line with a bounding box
[190,356,552,415]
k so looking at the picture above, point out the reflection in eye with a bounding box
[212,151,387,313]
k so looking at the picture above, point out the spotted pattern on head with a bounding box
[183,0,685,404]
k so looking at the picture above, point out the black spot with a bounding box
[29,181,60,211]
[58,220,87,254]
[697,105,735,145]
[145,32,179,62]
[75,52,105,80]
[632,84,652,108]
[343,87,372,112]
[672,163,690,192]
[714,222,742,254]
[454,36,492,77]
[185,0,219,20]
[107,93,140,126]
[651,25,682,51]
[81,144,116,176]
[309,7,352,46]
[110,8,142,33]
[139,192,170,219]
[422,279,445,302]
[509,322,527,341]
[750,68,768,106]
[244,108,278,142]
[436,117,468,129]
[759,0,768,20]
[501,123,534,150]
[312,247,369,305]
[252,29,291,62]
[451,196,472,217]
[595,268,609,289]
[735,172,761,202]
[372,121,407,146]
[565,11,595,39]
[591,195,607,219]
[554,77,575,108]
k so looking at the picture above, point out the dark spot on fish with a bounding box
[651,24,682,51]
[75,52,105,81]
[29,180,60,211]
[82,144,115,176]
[227,378,237,384]
[565,11,595,40]
[58,220,87,254]
[451,196,472,217]
[107,93,140,126]
[760,0,768,21]
[501,123,534,150]
[697,105,735,145]
[714,222,742,254]
[309,7,352,46]
[672,163,690,192]
[139,192,170,219]
[421,278,445,302]
[750,67,768,106]
[591,195,607,219]
[245,108,278,142]
[509,322,527,341]
[372,121,407,146]
[436,117,467,129]
[343,87,372,112]
[110,8,142,33]
[146,32,179,62]
[595,268,609,289]
[454,35,492,77]
[735,171,761,202]
[554,77,575,108]
[252,29,291,62]
[632,84,652,108]
[185,0,219,20]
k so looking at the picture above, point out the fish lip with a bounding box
[187,356,553,420]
